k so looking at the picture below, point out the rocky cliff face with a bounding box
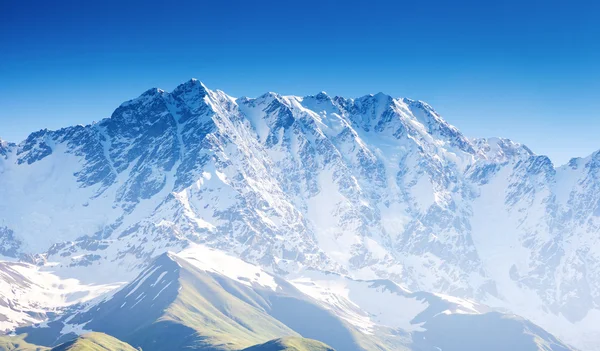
[1,79,599,349]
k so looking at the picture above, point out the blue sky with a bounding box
[1,0,599,165]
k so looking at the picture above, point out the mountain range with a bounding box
[1,79,599,350]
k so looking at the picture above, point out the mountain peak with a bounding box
[169,78,215,113]
[119,87,166,109]
[152,251,180,265]
[185,78,209,89]
[0,138,14,154]
[356,91,392,103]
[172,78,210,96]
[257,91,281,100]
[472,137,534,162]
[314,91,330,100]
[142,87,164,96]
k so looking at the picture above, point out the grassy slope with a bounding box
[0,333,136,351]
[241,337,335,351]
[13,253,403,351]
[126,256,299,351]
[0,335,48,351]
[50,332,137,351]
[161,258,296,348]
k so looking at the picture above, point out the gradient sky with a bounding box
[1,0,599,165]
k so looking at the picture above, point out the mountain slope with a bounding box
[33,252,297,351]
[14,246,574,351]
[0,79,598,349]
[288,270,574,351]
[18,247,386,351]
[411,312,571,351]
[241,337,334,351]
[0,333,137,351]
[49,333,136,351]
[0,335,47,351]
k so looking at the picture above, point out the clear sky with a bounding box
[1,0,599,165]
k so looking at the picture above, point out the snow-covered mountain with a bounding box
[0,79,599,349]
